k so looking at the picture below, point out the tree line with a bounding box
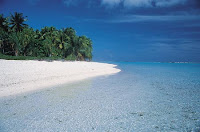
[0,12,92,61]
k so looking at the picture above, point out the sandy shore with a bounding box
[0,59,120,97]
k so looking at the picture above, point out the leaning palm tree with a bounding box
[10,12,27,32]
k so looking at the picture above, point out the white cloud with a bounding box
[108,15,200,23]
[123,0,151,7]
[101,0,188,8]
[63,0,79,6]
[28,0,40,5]
[155,0,187,7]
[62,0,188,8]
[101,0,122,7]
[84,15,200,23]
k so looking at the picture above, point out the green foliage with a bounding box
[65,54,77,61]
[0,12,93,61]
[10,12,27,32]
[0,14,9,32]
[0,53,37,60]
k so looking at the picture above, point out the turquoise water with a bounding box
[0,62,200,131]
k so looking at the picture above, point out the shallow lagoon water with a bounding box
[0,62,200,132]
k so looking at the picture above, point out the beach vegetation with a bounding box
[0,12,93,61]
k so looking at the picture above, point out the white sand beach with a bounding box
[0,59,120,97]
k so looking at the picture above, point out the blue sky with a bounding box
[1,0,200,62]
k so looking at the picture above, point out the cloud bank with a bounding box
[84,14,200,23]
[61,0,200,9]
[63,0,79,6]
[109,15,200,23]
[102,0,187,7]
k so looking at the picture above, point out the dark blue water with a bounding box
[0,62,200,131]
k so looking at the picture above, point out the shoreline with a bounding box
[0,59,120,97]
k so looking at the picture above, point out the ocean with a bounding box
[0,62,200,131]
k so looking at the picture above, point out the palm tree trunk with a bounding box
[80,56,84,61]
[15,50,18,56]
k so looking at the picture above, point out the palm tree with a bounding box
[64,27,76,37]
[79,36,93,61]
[9,32,22,56]
[75,36,92,61]
[40,26,58,57]
[20,28,36,56]
[0,28,10,54]
[0,14,9,32]
[0,12,93,60]
[32,29,46,57]
[56,30,69,57]
[63,28,78,59]
[10,12,27,32]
